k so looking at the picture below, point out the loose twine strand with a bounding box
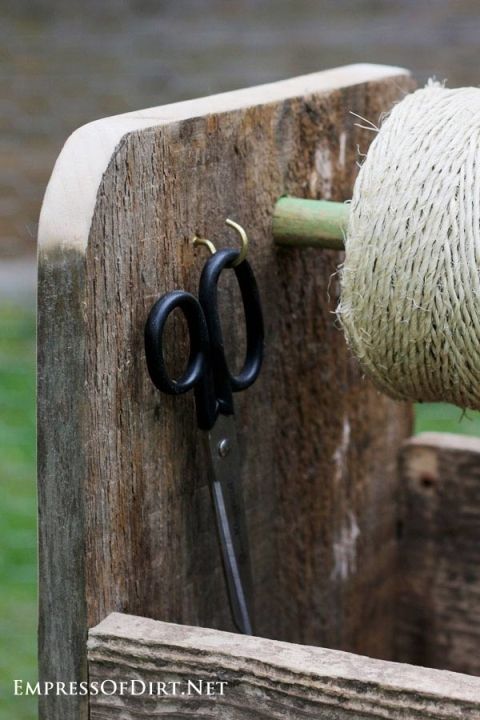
[337,82,480,410]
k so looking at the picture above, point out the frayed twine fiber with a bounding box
[337,83,480,410]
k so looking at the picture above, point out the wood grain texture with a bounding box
[88,612,480,719]
[397,432,480,676]
[38,249,88,720]
[38,65,414,719]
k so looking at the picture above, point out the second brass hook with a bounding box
[192,219,249,267]
[226,219,249,266]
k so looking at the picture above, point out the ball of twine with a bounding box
[337,82,480,410]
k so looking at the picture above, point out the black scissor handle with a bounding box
[199,248,264,405]
[144,290,209,395]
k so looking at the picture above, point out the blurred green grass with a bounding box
[416,401,480,436]
[0,303,36,720]
[0,302,479,720]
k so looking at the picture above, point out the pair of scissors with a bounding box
[144,233,264,635]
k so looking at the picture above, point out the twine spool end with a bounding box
[337,83,480,411]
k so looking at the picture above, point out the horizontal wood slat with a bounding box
[88,612,480,719]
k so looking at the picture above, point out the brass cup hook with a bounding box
[192,219,249,266]
[191,236,217,256]
[225,219,249,266]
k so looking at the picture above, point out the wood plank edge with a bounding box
[38,63,409,256]
[404,432,480,454]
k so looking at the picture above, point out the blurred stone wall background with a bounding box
[1,0,479,279]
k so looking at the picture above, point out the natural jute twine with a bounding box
[337,82,480,410]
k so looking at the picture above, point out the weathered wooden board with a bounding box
[38,64,414,719]
[88,612,480,719]
[397,432,480,676]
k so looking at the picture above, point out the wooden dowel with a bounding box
[272,197,349,249]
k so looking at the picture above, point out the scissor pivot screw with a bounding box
[217,438,231,458]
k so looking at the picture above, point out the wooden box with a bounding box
[38,64,480,719]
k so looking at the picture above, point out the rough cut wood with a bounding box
[397,432,480,677]
[38,64,414,720]
[88,612,480,719]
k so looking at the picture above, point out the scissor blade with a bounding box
[207,414,253,635]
